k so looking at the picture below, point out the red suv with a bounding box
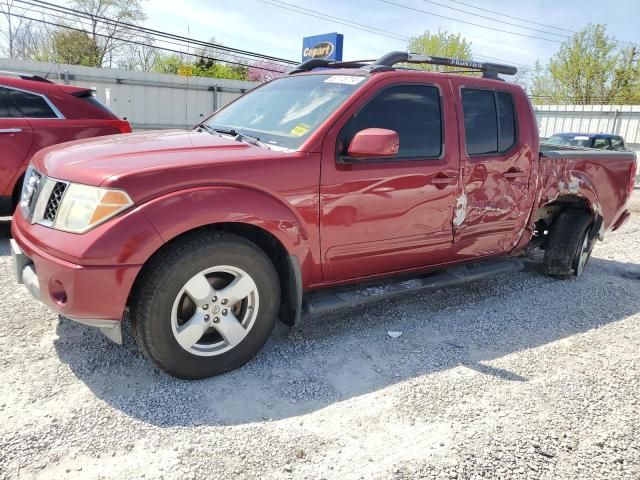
[0,73,131,216]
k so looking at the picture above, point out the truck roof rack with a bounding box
[0,70,53,83]
[289,51,517,80]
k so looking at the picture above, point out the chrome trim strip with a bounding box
[0,84,66,119]
[0,128,22,133]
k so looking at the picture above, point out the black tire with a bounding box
[130,231,280,379]
[12,174,25,212]
[542,209,594,279]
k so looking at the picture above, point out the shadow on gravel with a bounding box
[0,219,11,238]
[54,256,640,427]
[0,221,11,256]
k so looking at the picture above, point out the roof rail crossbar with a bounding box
[289,59,375,75]
[368,51,517,79]
[0,70,53,83]
[288,51,517,80]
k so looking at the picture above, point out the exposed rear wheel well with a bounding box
[533,196,600,249]
[129,223,301,326]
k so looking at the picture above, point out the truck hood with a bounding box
[31,130,287,201]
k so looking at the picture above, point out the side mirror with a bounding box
[345,128,399,161]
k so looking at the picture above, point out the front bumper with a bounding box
[11,237,127,344]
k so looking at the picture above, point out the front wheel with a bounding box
[130,231,280,379]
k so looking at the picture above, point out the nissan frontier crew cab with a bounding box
[11,52,637,379]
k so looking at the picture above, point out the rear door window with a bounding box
[593,138,610,149]
[611,137,625,150]
[462,89,517,156]
[0,87,23,117]
[6,88,57,118]
[497,92,516,152]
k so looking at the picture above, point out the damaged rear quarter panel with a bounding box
[535,149,635,237]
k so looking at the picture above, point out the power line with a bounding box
[253,0,538,70]
[378,0,562,43]
[417,0,569,39]
[8,12,290,73]
[16,0,298,65]
[255,0,409,42]
[438,0,638,48]
[10,0,543,74]
[13,0,271,67]
[439,0,575,33]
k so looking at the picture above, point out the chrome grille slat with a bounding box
[43,182,67,222]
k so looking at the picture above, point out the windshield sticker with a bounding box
[574,136,590,140]
[323,75,365,85]
[290,123,311,137]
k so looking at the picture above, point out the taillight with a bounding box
[106,119,131,134]
[117,120,132,134]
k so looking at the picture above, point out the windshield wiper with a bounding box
[203,125,268,149]
[197,123,216,134]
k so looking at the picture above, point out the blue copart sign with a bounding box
[302,33,344,62]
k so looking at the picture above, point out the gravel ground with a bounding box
[1,193,640,480]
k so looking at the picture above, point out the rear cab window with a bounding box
[75,91,119,117]
[461,88,517,156]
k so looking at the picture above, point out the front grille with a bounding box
[43,182,67,222]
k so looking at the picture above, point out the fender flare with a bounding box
[140,185,312,259]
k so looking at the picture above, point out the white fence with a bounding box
[534,104,640,147]
[0,58,257,130]
[2,58,639,146]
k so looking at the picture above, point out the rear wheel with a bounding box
[130,231,280,379]
[542,209,594,279]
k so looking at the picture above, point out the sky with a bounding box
[143,0,640,71]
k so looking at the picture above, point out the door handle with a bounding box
[431,175,457,185]
[503,169,526,180]
[371,186,394,194]
[0,128,22,134]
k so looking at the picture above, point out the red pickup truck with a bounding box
[11,52,636,379]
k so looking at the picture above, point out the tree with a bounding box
[152,53,183,75]
[247,60,286,82]
[51,29,100,66]
[117,35,159,71]
[69,0,147,67]
[531,24,640,104]
[0,0,33,58]
[408,30,473,72]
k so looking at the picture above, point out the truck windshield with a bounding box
[202,74,367,149]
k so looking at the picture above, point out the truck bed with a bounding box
[537,145,636,235]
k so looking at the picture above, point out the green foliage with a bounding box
[193,63,248,81]
[51,29,100,67]
[70,0,147,66]
[531,24,640,104]
[152,53,182,75]
[408,30,473,72]
[151,53,249,80]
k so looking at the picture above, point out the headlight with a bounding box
[54,183,133,233]
[19,166,41,218]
